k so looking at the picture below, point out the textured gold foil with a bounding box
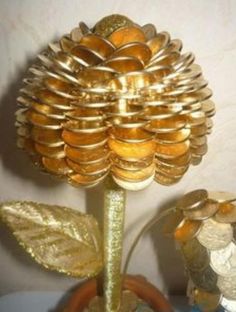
[0,201,103,278]
[103,177,126,312]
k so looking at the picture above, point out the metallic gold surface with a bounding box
[0,201,103,277]
[16,15,215,190]
[169,190,236,312]
[103,178,126,312]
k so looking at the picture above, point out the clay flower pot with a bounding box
[64,275,173,312]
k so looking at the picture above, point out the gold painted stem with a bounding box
[103,177,126,312]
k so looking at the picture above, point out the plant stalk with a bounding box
[103,177,126,312]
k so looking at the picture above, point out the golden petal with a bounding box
[156,128,191,144]
[108,138,156,159]
[35,143,65,158]
[62,129,107,147]
[104,56,144,73]
[63,120,107,133]
[108,25,146,47]
[112,163,155,182]
[42,157,72,175]
[156,141,190,158]
[69,172,107,187]
[60,35,77,52]
[109,127,153,143]
[111,154,153,171]
[154,171,181,185]
[112,173,154,191]
[71,45,104,66]
[65,145,109,164]
[174,219,202,242]
[145,115,186,133]
[112,42,152,65]
[31,102,65,120]
[142,23,157,40]
[147,32,170,56]
[77,66,116,87]
[79,34,115,58]
[26,110,62,129]
[67,158,110,175]
[35,89,73,110]
[31,127,63,147]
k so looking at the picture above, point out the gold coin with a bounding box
[65,145,109,164]
[208,191,236,203]
[189,265,218,292]
[31,127,63,147]
[147,32,170,56]
[108,25,146,47]
[175,219,202,242]
[109,127,153,143]
[60,35,77,52]
[42,157,72,175]
[156,128,190,144]
[154,171,182,186]
[26,110,62,129]
[69,171,107,187]
[217,275,236,300]
[79,34,115,58]
[142,23,157,40]
[197,218,233,250]
[108,138,156,159]
[112,42,152,65]
[112,172,154,191]
[71,45,103,66]
[184,199,219,221]
[62,130,107,148]
[194,288,222,312]
[177,189,208,211]
[104,56,144,73]
[214,202,236,223]
[35,143,65,159]
[162,209,184,236]
[67,158,110,176]
[112,163,155,182]
[156,141,190,159]
[181,238,209,272]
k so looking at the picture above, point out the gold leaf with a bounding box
[0,201,103,278]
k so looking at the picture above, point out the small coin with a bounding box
[208,191,236,203]
[162,209,184,236]
[221,297,236,312]
[142,23,157,40]
[214,202,236,223]
[108,25,146,47]
[197,218,233,250]
[177,189,208,211]
[189,265,218,292]
[217,275,236,300]
[194,288,222,312]
[174,219,202,242]
[184,199,219,221]
[210,242,236,277]
[181,238,209,272]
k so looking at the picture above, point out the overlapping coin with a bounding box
[164,189,236,311]
[16,14,215,191]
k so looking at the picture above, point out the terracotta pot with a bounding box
[64,275,173,312]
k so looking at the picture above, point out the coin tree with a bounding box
[165,190,236,312]
[0,15,217,312]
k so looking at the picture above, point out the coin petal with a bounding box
[181,238,209,272]
[174,219,202,242]
[184,199,219,221]
[214,202,236,223]
[210,241,236,277]
[189,265,218,292]
[197,218,233,250]
[218,275,236,300]
[176,189,208,211]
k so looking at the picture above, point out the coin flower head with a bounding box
[16,15,215,190]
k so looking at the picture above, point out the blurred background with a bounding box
[0,0,236,297]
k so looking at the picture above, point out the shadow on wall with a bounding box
[0,52,58,188]
[150,196,187,295]
[124,195,187,295]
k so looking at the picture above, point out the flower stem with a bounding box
[103,176,126,312]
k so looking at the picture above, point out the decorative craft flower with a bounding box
[16,15,215,190]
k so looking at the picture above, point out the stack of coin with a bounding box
[16,14,215,190]
[164,189,236,311]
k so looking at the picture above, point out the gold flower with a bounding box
[16,15,215,190]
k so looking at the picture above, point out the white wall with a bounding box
[0,0,236,296]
